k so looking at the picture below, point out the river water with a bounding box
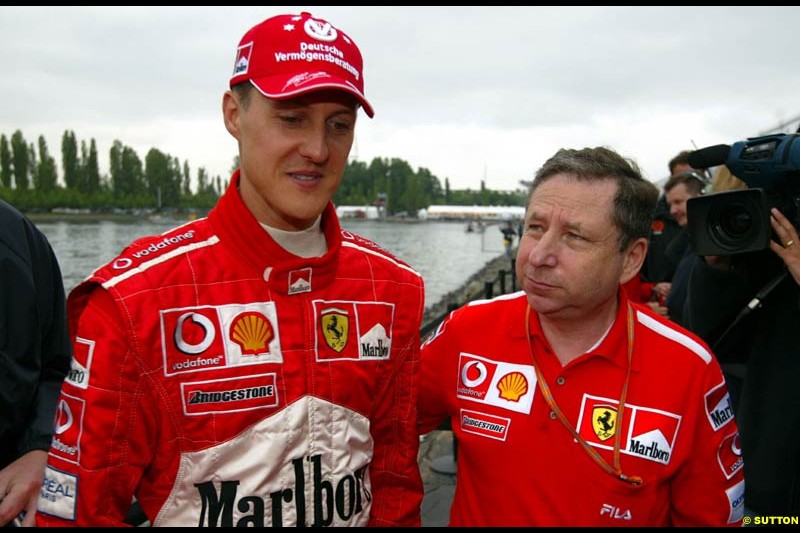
[37,217,509,311]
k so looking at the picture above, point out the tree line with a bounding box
[0,129,527,215]
[0,130,223,212]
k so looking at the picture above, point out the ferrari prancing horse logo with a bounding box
[321,309,349,353]
[592,405,618,441]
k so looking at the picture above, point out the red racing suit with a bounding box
[418,290,745,527]
[37,172,425,527]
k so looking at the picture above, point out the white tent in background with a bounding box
[418,205,525,221]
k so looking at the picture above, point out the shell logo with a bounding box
[497,371,528,402]
[230,312,274,355]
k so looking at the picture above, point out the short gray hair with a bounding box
[529,147,659,252]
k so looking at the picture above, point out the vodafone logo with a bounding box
[54,399,74,434]
[455,353,535,414]
[50,393,85,464]
[461,360,488,388]
[174,312,216,354]
[161,303,283,376]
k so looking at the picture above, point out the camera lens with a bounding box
[709,200,759,251]
[719,204,752,236]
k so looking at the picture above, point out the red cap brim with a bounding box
[249,75,374,118]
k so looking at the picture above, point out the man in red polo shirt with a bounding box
[418,146,744,526]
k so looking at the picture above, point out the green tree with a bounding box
[197,165,208,195]
[398,172,423,215]
[418,166,444,205]
[182,160,191,196]
[36,135,58,191]
[28,143,38,189]
[0,135,11,188]
[335,159,371,205]
[84,139,100,194]
[480,179,489,205]
[144,148,181,208]
[10,130,30,190]
[386,158,414,215]
[110,140,145,200]
[61,130,79,190]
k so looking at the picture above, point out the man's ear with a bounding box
[222,90,241,140]
[619,238,648,285]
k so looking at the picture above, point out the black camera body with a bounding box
[686,133,800,256]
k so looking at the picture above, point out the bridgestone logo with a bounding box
[188,386,274,405]
[462,415,506,434]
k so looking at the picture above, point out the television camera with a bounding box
[686,133,800,256]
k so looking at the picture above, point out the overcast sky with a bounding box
[1,6,798,192]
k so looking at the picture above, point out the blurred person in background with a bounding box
[639,150,697,314]
[684,166,800,517]
[650,171,707,326]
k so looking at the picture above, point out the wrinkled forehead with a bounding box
[527,175,618,225]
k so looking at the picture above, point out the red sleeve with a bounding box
[670,359,744,526]
[37,285,155,526]
[417,313,456,435]
[366,300,425,526]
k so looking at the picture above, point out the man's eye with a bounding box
[329,120,353,134]
[279,115,303,125]
[527,225,544,235]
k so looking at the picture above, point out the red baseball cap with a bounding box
[230,12,374,118]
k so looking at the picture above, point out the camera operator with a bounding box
[684,176,800,516]
[639,151,694,313]
[650,171,707,326]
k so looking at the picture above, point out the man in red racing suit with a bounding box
[37,173,424,526]
[37,11,424,527]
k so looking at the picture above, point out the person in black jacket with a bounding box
[650,171,707,326]
[0,199,71,526]
[639,150,697,313]
[684,206,800,516]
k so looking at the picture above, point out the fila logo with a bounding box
[600,503,632,521]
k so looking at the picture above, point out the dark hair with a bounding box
[231,82,254,109]
[529,147,659,252]
[668,150,693,175]
[664,170,706,196]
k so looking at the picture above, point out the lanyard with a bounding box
[525,303,643,486]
